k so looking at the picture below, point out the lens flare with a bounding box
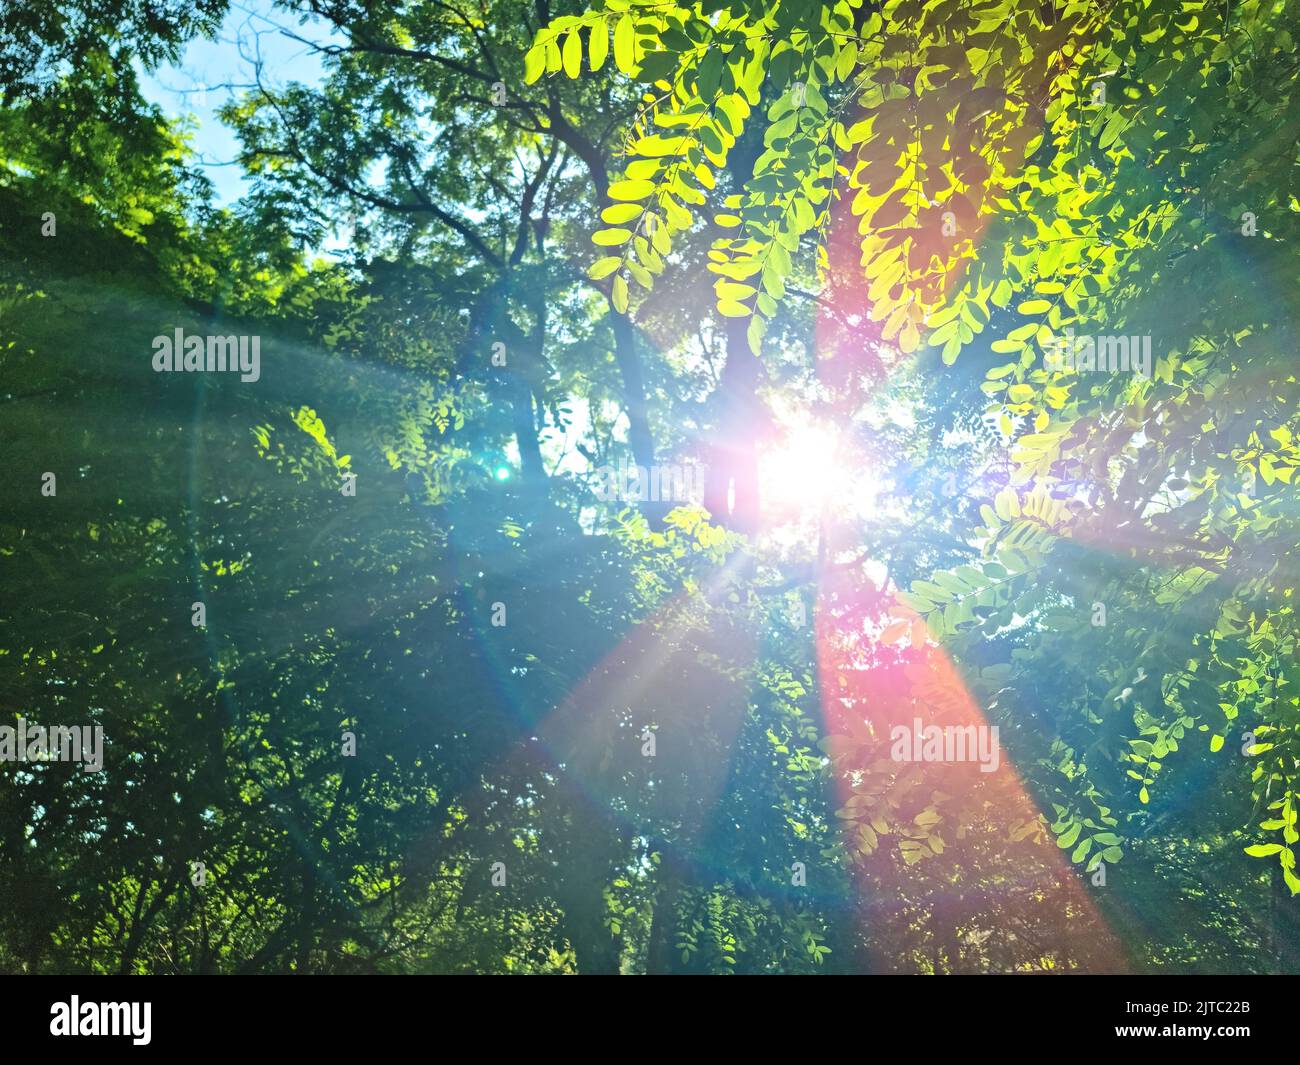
[760,423,841,519]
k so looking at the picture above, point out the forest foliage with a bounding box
[0,0,1297,973]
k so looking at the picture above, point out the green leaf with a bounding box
[993,487,1019,520]
[589,22,608,72]
[600,203,643,224]
[523,45,546,85]
[607,179,655,201]
[715,281,755,301]
[588,256,622,280]
[696,49,724,98]
[562,28,582,79]
[613,15,635,73]
[628,261,653,289]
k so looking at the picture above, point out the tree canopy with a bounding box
[0,0,1297,974]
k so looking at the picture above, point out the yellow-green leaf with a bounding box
[601,203,643,224]
[592,228,632,246]
[608,179,655,201]
[562,28,582,78]
[588,256,622,280]
[523,45,545,85]
[613,15,634,73]
[589,23,608,72]
[716,281,755,301]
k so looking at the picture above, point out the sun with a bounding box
[760,423,844,521]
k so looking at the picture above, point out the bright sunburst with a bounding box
[760,422,845,522]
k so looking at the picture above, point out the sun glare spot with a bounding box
[761,423,844,520]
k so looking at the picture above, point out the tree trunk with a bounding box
[646,846,683,974]
[703,316,763,532]
[610,310,657,478]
